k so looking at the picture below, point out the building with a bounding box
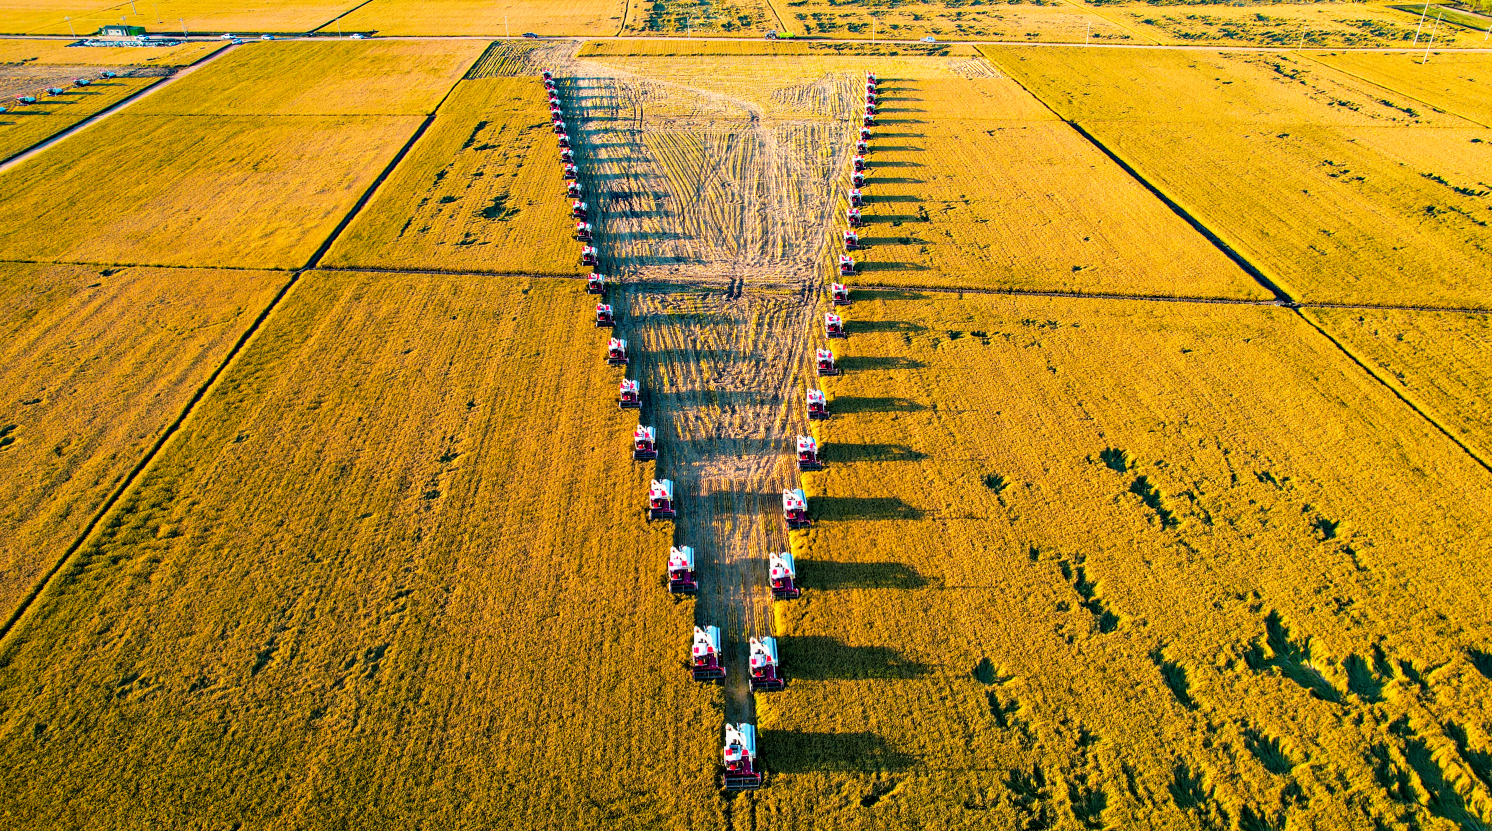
[97,24,146,37]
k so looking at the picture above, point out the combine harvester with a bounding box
[832,282,851,305]
[851,170,866,188]
[838,255,855,276]
[848,189,863,208]
[723,724,763,790]
[559,147,575,165]
[595,302,614,327]
[815,349,839,378]
[575,221,592,241]
[557,131,571,148]
[563,163,578,180]
[553,118,566,135]
[797,435,823,471]
[783,488,811,530]
[667,546,697,594]
[749,637,785,691]
[843,230,859,250]
[770,552,800,599]
[567,180,582,199]
[571,200,588,220]
[587,273,607,295]
[691,625,725,680]
[825,312,846,339]
[633,425,657,460]
[807,388,829,420]
[856,138,869,155]
[618,378,641,409]
[846,206,863,227]
[649,479,676,520]
[607,337,629,366]
[853,154,866,172]
[581,245,598,267]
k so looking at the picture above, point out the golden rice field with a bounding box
[332,0,623,37]
[322,77,581,275]
[0,37,220,64]
[129,39,485,116]
[622,0,777,35]
[0,262,284,625]
[0,0,362,35]
[762,290,1492,829]
[0,73,156,160]
[781,0,1134,42]
[1104,1,1448,47]
[0,273,722,828]
[1315,50,1492,127]
[986,45,1492,308]
[1307,308,1492,465]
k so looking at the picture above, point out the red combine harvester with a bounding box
[668,546,696,594]
[864,101,876,117]
[797,435,823,471]
[853,154,866,172]
[749,637,785,692]
[770,552,800,599]
[831,282,851,305]
[806,388,829,420]
[649,478,676,520]
[691,625,725,680]
[553,119,566,134]
[825,312,846,338]
[843,231,859,250]
[618,378,641,409]
[856,139,869,154]
[723,724,762,791]
[587,272,607,295]
[575,221,593,241]
[838,255,855,276]
[543,76,556,90]
[607,337,629,366]
[581,245,598,267]
[851,170,865,188]
[815,349,839,378]
[572,200,588,220]
[567,180,583,199]
[550,101,563,117]
[633,425,657,460]
[859,126,871,141]
[559,147,575,165]
[595,302,614,327]
[783,488,811,530]
[563,163,578,180]
[862,112,874,127]
[542,68,554,81]
[846,207,863,227]
[557,132,571,148]
[848,189,863,207]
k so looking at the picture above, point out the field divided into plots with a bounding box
[0,0,362,35]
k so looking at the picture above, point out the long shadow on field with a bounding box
[674,436,780,456]
[861,215,927,225]
[826,443,927,464]
[837,355,925,372]
[850,320,924,334]
[874,132,926,139]
[813,495,922,521]
[764,729,915,773]
[831,395,926,414]
[648,389,767,409]
[854,261,930,272]
[864,160,923,168]
[877,107,925,113]
[784,637,930,681]
[799,559,928,590]
[862,194,923,204]
[872,145,925,153]
[876,118,925,125]
[866,177,924,185]
[857,236,931,246]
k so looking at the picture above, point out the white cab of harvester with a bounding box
[837,255,855,276]
[691,625,725,680]
[668,545,697,594]
[807,388,829,419]
[571,200,588,219]
[595,302,614,327]
[847,206,862,227]
[563,163,578,180]
[848,189,863,207]
[607,337,629,366]
[633,425,657,460]
[825,312,846,338]
[749,636,785,691]
[649,478,676,520]
[815,349,839,378]
[723,723,762,790]
[581,245,598,267]
[783,488,811,529]
[618,378,640,409]
[832,282,851,305]
[770,552,800,599]
[575,221,593,241]
[797,435,823,471]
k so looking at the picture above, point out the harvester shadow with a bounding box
[783,637,930,680]
[615,229,689,242]
[876,118,925,125]
[799,560,929,590]
[872,145,924,152]
[850,319,925,334]
[837,355,925,371]
[762,730,915,773]
[874,133,925,139]
[854,261,930,272]
[864,160,923,168]
[866,177,924,185]
[862,194,922,204]
[830,395,926,413]
[857,235,929,245]
[877,107,925,113]
[876,96,922,102]
[853,288,931,301]
[812,495,923,521]
[861,215,924,225]
[827,442,927,463]
[648,389,768,409]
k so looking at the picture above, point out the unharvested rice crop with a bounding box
[1106,2,1446,47]
[0,113,422,268]
[331,0,624,37]
[0,0,364,35]
[843,74,1269,298]
[0,273,721,828]
[130,39,485,116]
[0,37,219,65]
[1308,308,1492,464]
[621,0,778,35]
[779,0,1133,42]
[577,39,969,57]
[987,46,1492,307]
[0,262,285,624]
[0,74,156,160]
[1316,50,1492,127]
[751,290,1492,829]
[322,77,582,275]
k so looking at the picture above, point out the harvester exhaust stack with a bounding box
[649,478,676,520]
[723,723,763,790]
[797,435,823,471]
[667,546,697,594]
[618,378,641,409]
[691,625,725,680]
[749,636,785,691]
[783,488,811,530]
[633,425,657,460]
[769,552,800,599]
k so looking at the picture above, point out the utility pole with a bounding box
[1085,21,1091,44]
[871,16,876,43]
[65,15,74,36]
[504,15,509,38]
[1412,0,1429,45]
[180,17,186,38]
[129,0,137,15]
[1422,11,1442,63]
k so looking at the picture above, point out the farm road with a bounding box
[557,52,863,720]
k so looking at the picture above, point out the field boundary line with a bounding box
[0,269,305,648]
[309,0,378,34]
[0,42,231,174]
[1298,53,1491,129]
[1295,309,1492,475]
